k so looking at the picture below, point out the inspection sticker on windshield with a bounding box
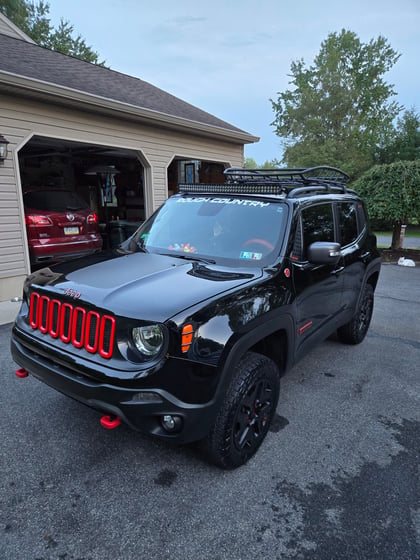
[240,251,263,261]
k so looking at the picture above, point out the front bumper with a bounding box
[11,335,218,444]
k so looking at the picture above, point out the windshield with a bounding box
[127,194,287,266]
[24,190,88,212]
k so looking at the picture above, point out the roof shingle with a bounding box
[0,32,252,137]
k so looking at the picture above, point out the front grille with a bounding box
[28,291,115,359]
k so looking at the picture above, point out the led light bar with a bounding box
[178,183,288,195]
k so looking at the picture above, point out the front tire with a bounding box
[202,351,280,469]
[337,283,374,344]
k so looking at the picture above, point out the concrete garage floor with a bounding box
[1,264,419,560]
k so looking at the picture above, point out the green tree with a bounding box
[244,157,279,168]
[0,0,104,64]
[271,30,402,178]
[244,157,258,168]
[354,160,420,248]
[377,109,420,164]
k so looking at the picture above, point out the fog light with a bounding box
[161,415,182,433]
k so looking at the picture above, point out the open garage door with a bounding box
[18,137,145,266]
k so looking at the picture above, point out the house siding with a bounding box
[0,93,244,300]
[0,13,34,41]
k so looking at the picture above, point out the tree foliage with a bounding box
[354,160,420,248]
[271,30,402,178]
[244,157,279,168]
[377,109,420,164]
[0,0,104,64]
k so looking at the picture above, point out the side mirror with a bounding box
[307,242,342,265]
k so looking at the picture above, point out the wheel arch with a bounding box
[216,314,295,399]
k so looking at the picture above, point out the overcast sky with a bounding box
[47,0,420,164]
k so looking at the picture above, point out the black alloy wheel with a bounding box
[233,377,273,453]
[202,351,280,469]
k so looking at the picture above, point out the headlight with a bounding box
[132,324,164,357]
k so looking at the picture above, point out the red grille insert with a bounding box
[29,291,115,359]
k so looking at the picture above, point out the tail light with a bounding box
[25,215,53,226]
[87,213,98,224]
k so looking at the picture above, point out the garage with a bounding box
[19,136,145,262]
[0,13,258,301]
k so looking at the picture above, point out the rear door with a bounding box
[335,200,367,315]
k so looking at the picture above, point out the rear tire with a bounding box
[202,351,280,469]
[337,283,374,345]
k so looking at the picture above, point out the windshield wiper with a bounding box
[160,252,216,264]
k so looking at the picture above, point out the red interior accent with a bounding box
[243,238,274,250]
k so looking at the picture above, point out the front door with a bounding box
[292,203,343,357]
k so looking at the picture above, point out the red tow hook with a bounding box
[15,367,29,378]
[100,415,121,430]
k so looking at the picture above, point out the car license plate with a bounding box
[64,226,79,235]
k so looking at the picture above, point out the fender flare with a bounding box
[214,312,295,400]
[355,260,381,310]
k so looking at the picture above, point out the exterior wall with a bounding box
[0,118,28,301]
[0,13,34,41]
[0,93,245,301]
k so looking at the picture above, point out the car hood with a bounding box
[27,251,261,322]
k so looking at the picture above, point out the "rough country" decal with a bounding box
[177,197,271,208]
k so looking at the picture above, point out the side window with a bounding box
[357,202,368,232]
[337,203,358,246]
[301,204,334,258]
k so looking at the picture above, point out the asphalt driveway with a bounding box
[1,264,419,560]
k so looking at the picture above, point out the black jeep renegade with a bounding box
[11,166,381,469]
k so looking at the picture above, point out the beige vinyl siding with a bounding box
[0,165,27,299]
[0,13,34,41]
[0,18,12,36]
[0,93,244,298]
[0,119,27,296]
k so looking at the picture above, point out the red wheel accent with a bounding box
[100,415,121,429]
[243,238,274,250]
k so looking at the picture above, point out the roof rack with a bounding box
[178,166,350,197]
[224,166,349,188]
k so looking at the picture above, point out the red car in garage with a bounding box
[23,188,103,265]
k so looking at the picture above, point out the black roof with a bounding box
[0,32,252,137]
